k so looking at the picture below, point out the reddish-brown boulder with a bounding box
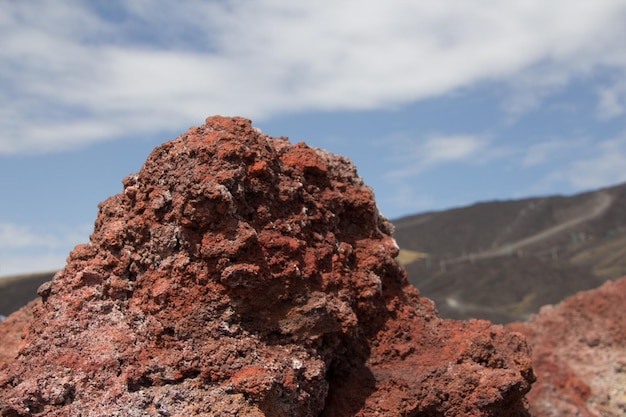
[0,116,533,416]
[0,300,38,366]
[508,276,626,417]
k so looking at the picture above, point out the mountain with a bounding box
[0,272,55,317]
[393,182,626,323]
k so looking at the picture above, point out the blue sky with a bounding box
[1,0,626,277]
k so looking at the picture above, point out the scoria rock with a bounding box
[0,116,534,416]
[508,276,626,417]
[0,300,38,366]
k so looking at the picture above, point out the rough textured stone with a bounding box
[508,276,626,417]
[0,300,38,366]
[0,116,533,416]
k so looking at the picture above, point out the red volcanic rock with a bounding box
[0,300,38,366]
[0,116,533,416]
[508,276,626,417]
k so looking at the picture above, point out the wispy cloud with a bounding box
[0,223,90,250]
[1,0,626,154]
[385,133,495,179]
[521,139,582,167]
[0,223,91,277]
[383,183,439,218]
[0,253,66,279]
[499,66,570,119]
[556,136,626,189]
[0,223,61,249]
[421,135,487,164]
[597,76,626,119]
[527,134,626,192]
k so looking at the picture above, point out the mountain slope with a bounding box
[393,182,626,323]
[0,272,55,317]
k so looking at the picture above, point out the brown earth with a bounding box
[508,276,626,417]
[0,116,533,416]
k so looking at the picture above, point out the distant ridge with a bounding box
[0,272,55,317]
[393,182,626,323]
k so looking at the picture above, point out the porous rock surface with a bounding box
[508,276,626,417]
[0,300,38,366]
[0,117,533,416]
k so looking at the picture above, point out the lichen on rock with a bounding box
[0,116,533,416]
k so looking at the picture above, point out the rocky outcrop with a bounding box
[0,116,533,416]
[509,276,626,417]
[0,300,37,366]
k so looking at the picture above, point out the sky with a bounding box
[1,0,626,278]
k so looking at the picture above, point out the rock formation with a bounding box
[0,300,37,366]
[509,276,626,417]
[0,116,533,416]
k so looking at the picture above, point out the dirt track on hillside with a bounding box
[467,191,613,261]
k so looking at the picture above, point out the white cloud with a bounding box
[597,77,626,119]
[0,223,61,249]
[522,139,579,167]
[385,133,493,179]
[532,134,626,191]
[499,66,571,119]
[1,0,626,154]
[422,135,486,164]
[561,136,626,189]
[0,223,91,250]
[382,182,439,218]
[0,253,66,279]
[371,131,503,216]
[0,223,91,277]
